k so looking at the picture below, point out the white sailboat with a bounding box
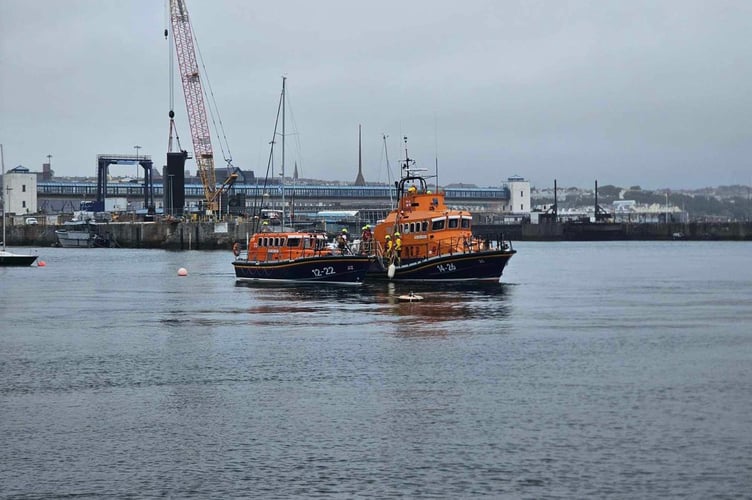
[1,144,39,266]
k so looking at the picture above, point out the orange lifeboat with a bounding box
[369,140,516,282]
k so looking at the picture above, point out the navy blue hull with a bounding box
[367,249,516,282]
[0,253,38,267]
[233,255,370,284]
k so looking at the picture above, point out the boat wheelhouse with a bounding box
[369,140,516,282]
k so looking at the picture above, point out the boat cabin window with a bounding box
[432,219,445,230]
[461,217,471,229]
[448,217,460,229]
[303,237,312,249]
[422,221,428,232]
[259,237,287,247]
[287,237,301,247]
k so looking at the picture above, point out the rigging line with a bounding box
[165,0,179,153]
[378,134,386,183]
[251,86,283,234]
[283,87,304,178]
[266,86,283,180]
[165,0,173,113]
[192,32,234,166]
[383,134,394,208]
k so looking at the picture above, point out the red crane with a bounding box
[169,0,235,214]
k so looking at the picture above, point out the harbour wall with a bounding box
[3,220,751,249]
[475,221,752,241]
[3,221,245,250]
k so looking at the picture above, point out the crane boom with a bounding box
[169,0,218,212]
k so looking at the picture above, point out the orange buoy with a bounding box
[177,267,188,276]
[37,260,46,267]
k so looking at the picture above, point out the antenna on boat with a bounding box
[434,116,439,192]
[435,156,439,194]
[403,136,409,173]
[401,136,415,177]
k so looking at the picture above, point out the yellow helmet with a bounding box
[385,235,391,239]
[341,228,348,233]
[394,232,401,236]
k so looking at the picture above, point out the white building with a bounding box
[612,200,687,223]
[2,165,37,215]
[503,175,531,214]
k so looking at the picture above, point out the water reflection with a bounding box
[233,280,513,337]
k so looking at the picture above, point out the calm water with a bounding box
[1,242,751,498]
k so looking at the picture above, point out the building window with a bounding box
[22,200,27,208]
[520,190,523,197]
[22,185,27,192]
[521,203,524,211]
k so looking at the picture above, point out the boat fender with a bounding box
[387,263,396,279]
[232,242,241,257]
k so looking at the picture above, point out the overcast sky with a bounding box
[1,0,750,190]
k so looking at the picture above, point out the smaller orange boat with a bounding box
[369,140,516,282]
[232,77,370,285]
[232,229,371,284]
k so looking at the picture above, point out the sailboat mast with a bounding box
[281,76,286,229]
[382,134,394,208]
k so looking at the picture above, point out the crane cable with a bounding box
[192,34,234,168]
[164,1,183,153]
